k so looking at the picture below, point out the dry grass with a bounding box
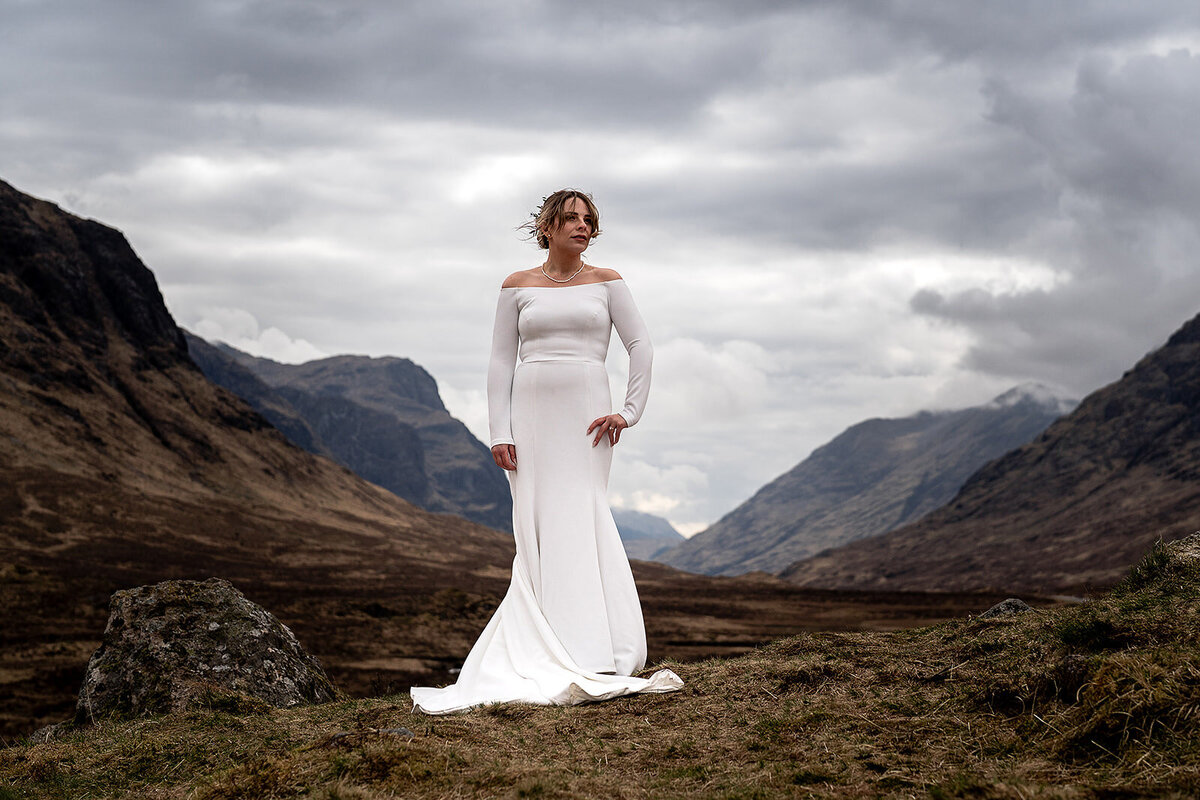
[4,541,1200,799]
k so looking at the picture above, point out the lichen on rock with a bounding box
[74,577,337,724]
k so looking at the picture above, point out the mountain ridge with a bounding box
[657,384,1072,575]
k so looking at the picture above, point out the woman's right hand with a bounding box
[491,444,517,471]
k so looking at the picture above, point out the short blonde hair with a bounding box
[521,189,602,250]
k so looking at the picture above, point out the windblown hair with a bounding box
[520,189,602,250]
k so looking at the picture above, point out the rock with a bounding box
[1168,531,1200,561]
[978,598,1033,619]
[27,720,74,743]
[75,577,337,724]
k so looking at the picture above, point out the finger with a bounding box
[612,427,621,445]
[586,417,603,435]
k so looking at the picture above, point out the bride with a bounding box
[410,189,683,714]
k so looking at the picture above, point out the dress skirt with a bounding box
[409,357,681,713]
[510,360,645,674]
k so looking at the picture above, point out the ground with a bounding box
[2,541,1198,799]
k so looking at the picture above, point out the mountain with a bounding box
[183,332,325,454]
[611,508,686,561]
[782,312,1200,594]
[190,340,513,531]
[657,385,1073,576]
[185,334,438,523]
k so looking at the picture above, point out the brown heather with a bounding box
[3,540,1199,799]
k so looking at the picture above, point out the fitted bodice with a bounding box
[486,278,653,448]
[507,283,614,364]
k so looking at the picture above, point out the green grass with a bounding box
[5,539,1200,798]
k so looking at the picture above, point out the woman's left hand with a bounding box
[587,413,628,447]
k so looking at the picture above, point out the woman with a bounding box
[410,189,683,714]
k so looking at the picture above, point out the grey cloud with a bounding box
[912,47,1200,394]
[5,0,1200,528]
[868,0,1200,64]
[2,1,773,132]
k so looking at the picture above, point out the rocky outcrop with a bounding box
[783,312,1200,594]
[658,384,1072,576]
[75,578,337,723]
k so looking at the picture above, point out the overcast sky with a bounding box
[4,1,1200,534]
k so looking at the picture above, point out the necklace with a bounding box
[540,261,586,283]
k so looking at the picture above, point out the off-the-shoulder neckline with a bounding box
[500,279,624,291]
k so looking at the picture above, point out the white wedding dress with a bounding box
[410,279,683,714]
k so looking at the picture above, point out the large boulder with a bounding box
[74,577,337,723]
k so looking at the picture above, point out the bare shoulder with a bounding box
[592,267,623,282]
[501,268,541,288]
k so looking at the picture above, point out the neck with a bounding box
[542,243,584,278]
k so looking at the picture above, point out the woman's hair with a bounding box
[520,189,602,250]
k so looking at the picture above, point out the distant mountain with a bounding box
[188,340,512,531]
[611,508,686,561]
[183,333,325,454]
[782,313,1200,594]
[657,384,1074,576]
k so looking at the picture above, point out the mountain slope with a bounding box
[210,345,512,531]
[658,385,1071,576]
[782,312,1200,593]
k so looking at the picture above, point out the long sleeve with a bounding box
[607,280,653,426]
[486,290,519,448]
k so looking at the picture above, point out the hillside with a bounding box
[187,334,512,531]
[783,311,1200,593]
[659,385,1071,576]
[5,538,1199,798]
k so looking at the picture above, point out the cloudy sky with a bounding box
[4,1,1200,534]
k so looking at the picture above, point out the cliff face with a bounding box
[657,386,1070,576]
[782,313,1200,594]
[203,344,513,531]
[0,178,514,738]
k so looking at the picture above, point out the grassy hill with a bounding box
[4,537,1199,799]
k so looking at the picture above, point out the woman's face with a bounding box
[546,197,594,253]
